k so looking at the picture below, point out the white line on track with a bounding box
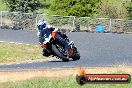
[0,40,38,46]
[0,41,5,43]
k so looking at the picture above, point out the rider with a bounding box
[37,19,71,58]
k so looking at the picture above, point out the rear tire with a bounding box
[72,52,80,61]
[52,45,69,62]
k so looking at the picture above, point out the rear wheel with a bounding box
[72,52,80,61]
[71,47,80,61]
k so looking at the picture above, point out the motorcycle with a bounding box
[40,27,80,62]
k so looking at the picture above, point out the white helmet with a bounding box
[37,19,47,30]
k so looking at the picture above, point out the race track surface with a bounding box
[0,29,132,69]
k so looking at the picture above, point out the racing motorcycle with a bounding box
[40,28,80,62]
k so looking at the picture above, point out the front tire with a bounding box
[42,49,51,57]
[52,45,69,62]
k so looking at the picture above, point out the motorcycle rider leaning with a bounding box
[37,19,71,58]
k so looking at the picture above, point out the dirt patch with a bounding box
[0,67,132,82]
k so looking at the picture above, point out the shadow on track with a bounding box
[48,59,74,63]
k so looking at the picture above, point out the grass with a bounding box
[3,75,132,88]
[0,68,132,88]
[0,42,45,63]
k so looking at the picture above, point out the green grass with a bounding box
[0,42,45,63]
[4,76,132,88]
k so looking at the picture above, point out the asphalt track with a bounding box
[0,29,132,69]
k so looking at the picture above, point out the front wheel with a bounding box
[52,45,69,62]
[42,49,51,57]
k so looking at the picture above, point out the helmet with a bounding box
[37,19,47,31]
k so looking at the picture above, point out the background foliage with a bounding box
[49,0,100,17]
[126,1,132,19]
[3,0,43,12]
[0,0,131,19]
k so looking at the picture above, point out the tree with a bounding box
[4,0,41,12]
[50,0,100,17]
[126,2,132,19]
[98,0,128,19]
